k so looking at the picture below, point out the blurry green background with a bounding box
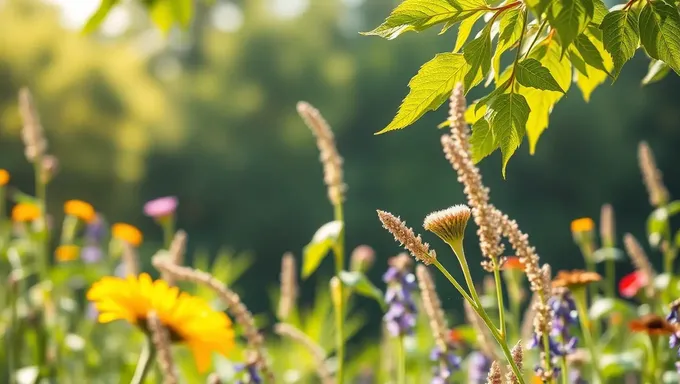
[1,0,679,320]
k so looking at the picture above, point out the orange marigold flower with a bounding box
[12,203,41,222]
[629,314,676,335]
[552,269,602,289]
[112,223,143,247]
[87,273,235,372]
[0,169,10,186]
[570,218,595,234]
[64,200,96,223]
[55,245,80,262]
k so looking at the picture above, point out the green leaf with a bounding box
[601,9,639,78]
[469,118,495,163]
[486,93,531,176]
[492,9,524,82]
[338,271,386,310]
[362,0,485,40]
[574,33,611,75]
[642,59,671,85]
[82,0,119,33]
[550,0,593,50]
[454,11,484,51]
[592,247,625,263]
[516,58,565,92]
[576,28,614,101]
[647,207,668,248]
[522,41,572,154]
[591,0,608,25]
[377,53,470,134]
[600,352,643,378]
[639,1,680,74]
[463,24,493,89]
[588,297,637,320]
[302,221,343,279]
[568,48,590,76]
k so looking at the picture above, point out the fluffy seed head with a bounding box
[486,361,502,384]
[506,341,523,384]
[423,204,471,245]
[600,204,615,247]
[638,141,669,207]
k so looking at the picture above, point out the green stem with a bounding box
[560,356,569,384]
[130,337,156,384]
[572,288,602,384]
[523,17,549,59]
[7,278,18,384]
[332,202,345,384]
[397,335,406,384]
[160,216,175,250]
[433,260,525,384]
[605,259,615,298]
[492,259,507,338]
[447,240,483,308]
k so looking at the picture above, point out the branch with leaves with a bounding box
[364,0,680,176]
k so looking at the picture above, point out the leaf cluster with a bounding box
[364,0,680,175]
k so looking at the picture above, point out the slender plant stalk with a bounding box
[447,241,483,308]
[572,288,602,384]
[161,217,175,250]
[396,336,406,384]
[7,278,18,384]
[130,337,156,384]
[492,260,507,338]
[432,260,525,384]
[605,259,615,297]
[332,202,345,384]
[560,356,569,384]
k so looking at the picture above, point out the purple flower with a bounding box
[467,352,492,384]
[668,301,680,358]
[143,196,178,219]
[81,245,103,264]
[234,361,262,384]
[383,255,417,337]
[85,214,105,242]
[430,345,461,383]
[87,303,99,320]
[530,290,579,378]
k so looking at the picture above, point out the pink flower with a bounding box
[619,270,648,298]
[143,196,178,219]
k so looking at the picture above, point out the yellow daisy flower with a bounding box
[87,273,234,372]
[55,245,80,262]
[111,223,143,247]
[12,203,41,222]
[64,200,96,223]
[0,169,10,186]
[570,217,594,234]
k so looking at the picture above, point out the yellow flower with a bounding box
[0,169,10,186]
[570,217,594,234]
[12,203,41,222]
[112,223,143,247]
[87,273,235,372]
[64,200,96,223]
[55,245,80,262]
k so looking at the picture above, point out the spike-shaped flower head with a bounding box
[667,300,680,357]
[529,289,579,379]
[383,253,418,337]
[423,204,471,246]
[429,343,462,384]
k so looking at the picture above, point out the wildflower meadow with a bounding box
[2,0,680,384]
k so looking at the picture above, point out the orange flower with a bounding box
[502,256,524,271]
[55,245,80,262]
[570,218,595,233]
[12,203,41,222]
[630,314,676,335]
[112,223,143,247]
[448,329,464,344]
[552,269,602,289]
[0,169,10,186]
[64,200,96,223]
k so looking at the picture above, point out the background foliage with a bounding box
[0,0,680,329]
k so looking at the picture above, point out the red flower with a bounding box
[619,271,648,298]
[502,256,524,271]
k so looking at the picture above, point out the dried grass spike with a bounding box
[486,361,502,384]
[18,87,48,163]
[416,265,448,351]
[377,210,436,264]
[623,233,656,298]
[638,141,669,207]
[147,311,178,384]
[274,323,335,384]
[277,252,297,321]
[600,204,615,247]
[297,101,346,206]
[152,256,274,381]
[505,341,523,384]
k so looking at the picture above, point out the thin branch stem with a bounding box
[332,202,346,384]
